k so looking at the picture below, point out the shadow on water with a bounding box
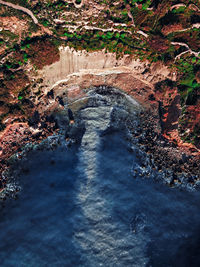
[1,129,200,265]
[171,230,200,267]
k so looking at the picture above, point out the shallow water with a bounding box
[1,130,200,267]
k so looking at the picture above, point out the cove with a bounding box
[0,130,200,266]
[0,87,200,267]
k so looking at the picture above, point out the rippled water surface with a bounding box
[1,130,200,267]
[1,87,200,267]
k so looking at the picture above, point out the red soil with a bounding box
[27,39,60,69]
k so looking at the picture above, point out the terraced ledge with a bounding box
[165,23,200,35]
[172,42,200,60]
[64,23,148,39]
[170,3,200,12]
[0,0,38,24]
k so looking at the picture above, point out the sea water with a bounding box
[0,88,200,267]
[0,130,200,267]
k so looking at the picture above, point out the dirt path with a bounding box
[170,3,200,12]
[0,0,38,24]
[172,41,200,59]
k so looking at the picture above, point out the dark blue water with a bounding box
[0,131,200,267]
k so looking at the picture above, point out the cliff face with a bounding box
[38,46,200,152]
[40,47,146,88]
[0,0,199,189]
[0,0,199,151]
[0,44,198,154]
[40,46,173,88]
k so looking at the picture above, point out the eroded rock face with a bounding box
[36,46,175,123]
[0,46,199,194]
[39,46,174,89]
[33,46,198,154]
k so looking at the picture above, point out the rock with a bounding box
[68,108,74,121]
[56,96,64,106]
[148,94,155,101]
[182,153,188,163]
[47,89,54,99]
[28,111,40,127]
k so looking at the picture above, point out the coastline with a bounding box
[0,46,199,198]
[0,1,200,264]
[0,84,199,200]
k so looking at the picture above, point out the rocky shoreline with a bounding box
[131,109,200,189]
[0,85,199,201]
[0,112,59,196]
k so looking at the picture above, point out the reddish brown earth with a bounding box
[148,35,169,53]
[179,101,200,148]
[153,81,200,152]
[27,39,60,69]
[162,24,184,35]
[173,31,200,51]
[4,71,29,98]
[1,16,29,42]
